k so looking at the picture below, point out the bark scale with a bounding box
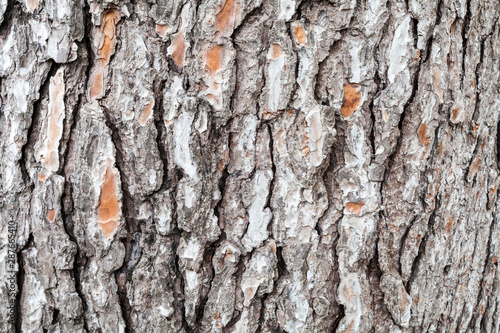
[0,0,499,332]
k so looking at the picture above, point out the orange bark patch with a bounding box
[382,110,389,122]
[340,83,361,118]
[446,217,453,235]
[414,49,421,60]
[262,111,279,120]
[99,220,118,238]
[438,140,445,155]
[433,69,443,98]
[270,44,283,60]
[216,0,240,34]
[470,157,481,177]
[481,136,487,150]
[155,24,168,37]
[490,185,497,196]
[418,123,430,146]
[46,209,56,222]
[451,107,460,122]
[138,99,154,126]
[100,37,115,64]
[98,167,120,238]
[90,10,120,100]
[43,69,65,171]
[206,45,222,75]
[493,256,498,264]
[346,202,364,215]
[100,10,119,62]
[90,70,104,100]
[294,25,307,45]
[171,32,187,68]
[103,11,119,37]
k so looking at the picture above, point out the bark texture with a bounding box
[1,0,500,332]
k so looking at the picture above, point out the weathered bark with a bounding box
[1,0,499,332]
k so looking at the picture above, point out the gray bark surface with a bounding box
[1,0,499,332]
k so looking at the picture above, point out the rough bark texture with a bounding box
[1,0,500,332]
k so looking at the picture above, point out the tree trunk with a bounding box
[1,0,499,332]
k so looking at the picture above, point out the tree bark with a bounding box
[1,0,499,332]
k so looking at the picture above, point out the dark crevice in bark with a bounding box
[331,303,345,332]
[173,231,190,332]
[51,308,60,326]
[368,94,378,159]
[61,8,93,330]
[411,17,419,49]
[471,34,491,125]
[150,78,169,195]
[224,307,243,332]
[20,61,58,185]
[369,239,395,330]
[256,295,269,332]
[289,48,300,111]
[384,45,423,173]
[214,158,229,224]
[434,0,444,27]
[406,199,440,295]
[223,255,250,331]
[460,0,471,90]
[231,1,263,41]
[467,215,496,331]
[265,123,276,231]
[276,245,288,278]
[101,107,135,333]
[192,230,227,330]
[0,0,15,35]
[496,119,500,167]
[314,38,341,106]
[71,251,89,332]
[467,0,487,40]
[398,216,416,277]
[15,232,33,333]
[168,165,188,330]
[58,0,93,179]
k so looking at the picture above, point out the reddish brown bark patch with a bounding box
[90,70,104,100]
[446,217,453,235]
[418,123,430,146]
[270,44,283,60]
[138,99,154,126]
[294,26,307,45]
[433,69,443,98]
[451,107,460,122]
[46,209,56,222]
[90,10,120,100]
[346,202,364,215]
[155,24,168,37]
[481,136,487,150]
[340,83,361,118]
[206,45,222,75]
[98,167,120,238]
[470,157,481,178]
[216,0,241,34]
[171,32,187,69]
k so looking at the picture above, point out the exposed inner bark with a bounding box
[1,0,500,332]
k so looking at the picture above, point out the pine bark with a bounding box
[1,0,500,332]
